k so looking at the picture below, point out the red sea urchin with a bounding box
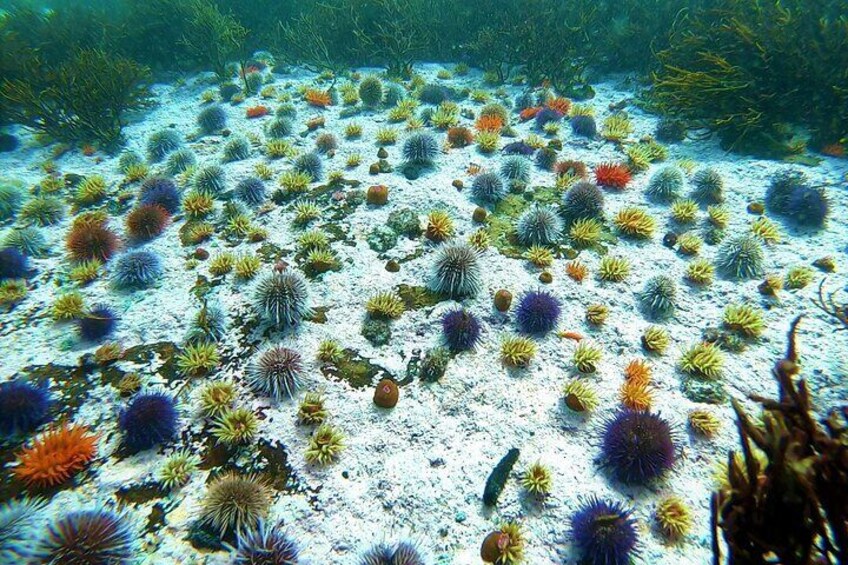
[66,215,120,263]
[594,162,632,190]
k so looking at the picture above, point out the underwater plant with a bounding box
[571,497,639,565]
[14,423,97,487]
[639,275,678,319]
[428,242,482,299]
[715,234,765,279]
[32,508,136,564]
[111,250,162,289]
[201,472,273,536]
[516,204,563,246]
[254,270,314,328]
[470,172,507,204]
[516,290,561,335]
[234,521,300,565]
[248,346,304,402]
[0,380,51,437]
[119,392,178,452]
[602,409,676,484]
[562,181,604,222]
[77,304,118,342]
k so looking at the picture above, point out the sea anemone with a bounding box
[655,496,693,541]
[562,181,604,222]
[571,115,597,138]
[305,424,345,465]
[119,392,178,452]
[470,172,506,203]
[516,204,563,246]
[597,256,630,282]
[562,379,598,412]
[360,540,425,565]
[645,166,684,202]
[125,204,170,242]
[688,409,721,437]
[0,380,51,437]
[235,177,266,208]
[253,270,314,328]
[642,326,670,354]
[515,290,561,335]
[223,136,251,162]
[14,423,97,487]
[111,250,162,289]
[403,132,439,165]
[158,449,199,490]
[193,165,227,196]
[639,275,677,319]
[147,129,182,162]
[33,508,136,564]
[359,76,384,106]
[66,218,120,263]
[201,472,273,535]
[441,308,482,352]
[679,342,724,380]
[594,162,631,190]
[715,234,765,279]
[500,334,537,367]
[428,242,482,299]
[234,521,300,564]
[198,382,236,419]
[480,522,525,565]
[425,211,454,241]
[197,104,227,135]
[293,152,323,182]
[691,168,724,204]
[723,303,766,337]
[573,341,602,373]
[571,497,639,565]
[601,409,676,484]
[248,346,304,402]
[212,408,258,445]
[139,177,181,214]
[0,247,28,281]
[500,157,531,186]
[568,218,603,248]
[366,292,405,320]
[176,342,219,377]
[77,304,118,341]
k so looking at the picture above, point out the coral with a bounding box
[516,204,562,246]
[119,392,178,452]
[165,148,196,175]
[111,250,162,289]
[293,152,323,182]
[639,275,678,319]
[686,259,715,285]
[359,76,384,106]
[147,129,183,162]
[20,196,65,226]
[234,521,300,565]
[571,497,639,565]
[500,156,530,183]
[571,115,597,138]
[223,136,251,162]
[139,177,181,214]
[688,409,721,437]
[125,204,170,242]
[428,242,482,299]
[198,382,236,419]
[176,341,220,377]
[442,309,482,352]
[594,162,631,190]
[235,178,266,208]
[33,508,136,564]
[66,217,120,263]
[500,335,537,368]
[646,166,684,202]
[201,472,273,535]
[248,347,304,401]
[516,290,561,335]
[402,132,439,165]
[14,423,97,487]
[77,304,118,341]
[680,342,724,380]
[0,247,28,281]
[602,410,676,484]
[197,104,227,135]
[298,391,328,425]
[573,341,602,373]
[480,522,524,564]
[0,380,51,437]
[642,326,670,354]
[562,181,604,222]
[785,265,814,289]
[305,424,345,465]
[193,165,227,196]
[716,234,765,279]
[254,270,313,328]
[212,408,258,445]
[562,379,599,412]
[158,449,200,490]
[655,496,692,540]
[597,256,630,282]
[723,303,766,337]
[471,172,507,204]
[692,168,724,204]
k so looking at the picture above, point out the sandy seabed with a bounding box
[1,62,847,564]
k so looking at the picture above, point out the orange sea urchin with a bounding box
[15,423,97,487]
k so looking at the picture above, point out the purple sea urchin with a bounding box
[0,380,51,437]
[601,409,676,484]
[234,521,300,564]
[119,391,178,452]
[516,290,561,335]
[33,507,137,564]
[441,308,482,352]
[571,497,639,565]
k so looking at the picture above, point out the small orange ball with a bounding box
[373,378,398,408]
[494,289,512,312]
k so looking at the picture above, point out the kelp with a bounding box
[0,48,152,147]
[180,0,247,81]
[652,0,848,153]
[713,316,848,564]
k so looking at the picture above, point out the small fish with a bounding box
[559,331,584,342]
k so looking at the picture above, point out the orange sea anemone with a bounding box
[519,107,542,121]
[475,115,504,132]
[821,143,845,157]
[565,260,588,282]
[246,105,270,119]
[594,162,632,190]
[546,97,571,115]
[620,380,653,411]
[304,89,332,108]
[447,126,474,148]
[467,163,482,175]
[15,423,98,488]
[624,358,652,386]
